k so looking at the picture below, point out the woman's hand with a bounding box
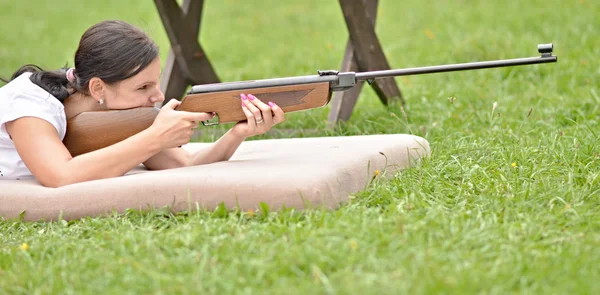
[150,98,215,149]
[230,93,285,138]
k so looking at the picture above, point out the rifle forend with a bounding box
[181,43,556,125]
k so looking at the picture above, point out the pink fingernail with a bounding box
[248,94,256,100]
[268,101,275,107]
[240,93,247,100]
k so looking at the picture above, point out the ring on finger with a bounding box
[256,117,264,124]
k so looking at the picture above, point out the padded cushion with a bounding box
[0,134,430,221]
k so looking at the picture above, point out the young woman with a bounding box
[0,20,285,187]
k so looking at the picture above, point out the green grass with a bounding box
[1,0,599,294]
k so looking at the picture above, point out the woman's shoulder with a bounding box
[1,72,64,111]
[0,72,66,139]
[1,72,33,94]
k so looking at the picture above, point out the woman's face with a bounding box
[101,57,165,109]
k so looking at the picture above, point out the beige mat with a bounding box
[0,134,430,221]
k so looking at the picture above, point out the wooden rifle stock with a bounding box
[63,82,332,156]
[63,107,159,157]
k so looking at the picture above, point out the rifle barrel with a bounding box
[188,43,557,94]
[188,74,336,94]
[355,56,557,81]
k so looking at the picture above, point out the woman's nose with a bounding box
[151,90,165,103]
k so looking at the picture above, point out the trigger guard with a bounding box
[201,113,220,126]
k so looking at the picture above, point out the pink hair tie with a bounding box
[65,68,75,82]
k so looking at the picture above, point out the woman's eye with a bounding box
[139,85,147,90]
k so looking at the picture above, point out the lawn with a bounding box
[1,0,599,294]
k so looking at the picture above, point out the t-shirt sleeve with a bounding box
[0,92,66,139]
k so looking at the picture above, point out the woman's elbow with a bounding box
[144,150,191,170]
[38,173,74,188]
[37,170,97,188]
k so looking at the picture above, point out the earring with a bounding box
[98,98,104,105]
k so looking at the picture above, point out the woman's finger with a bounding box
[241,93,263,126]
[269,101,285,124]
[247,94,274,128]
[240,96,254,119]
[240,95,257,132]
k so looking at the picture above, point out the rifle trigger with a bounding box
[366,79,375,85]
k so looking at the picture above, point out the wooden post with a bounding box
[153,0,220,106]
[328,0,404,125]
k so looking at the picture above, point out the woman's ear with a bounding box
[88,77,105,103]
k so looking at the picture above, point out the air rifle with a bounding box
[63,43,557,156]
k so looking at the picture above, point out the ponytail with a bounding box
[5,64,72,103]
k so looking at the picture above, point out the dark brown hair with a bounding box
[2,20,159,103]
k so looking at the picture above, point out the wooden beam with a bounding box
[328,0,379,125]
[154,0,219,105]
[337,0,403,107]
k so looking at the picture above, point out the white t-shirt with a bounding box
[0,72,67,180]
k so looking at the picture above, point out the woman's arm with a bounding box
[142,94,285,170]
[6,99,212,187]
[142,129,245,169]
[6,117,161,187]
